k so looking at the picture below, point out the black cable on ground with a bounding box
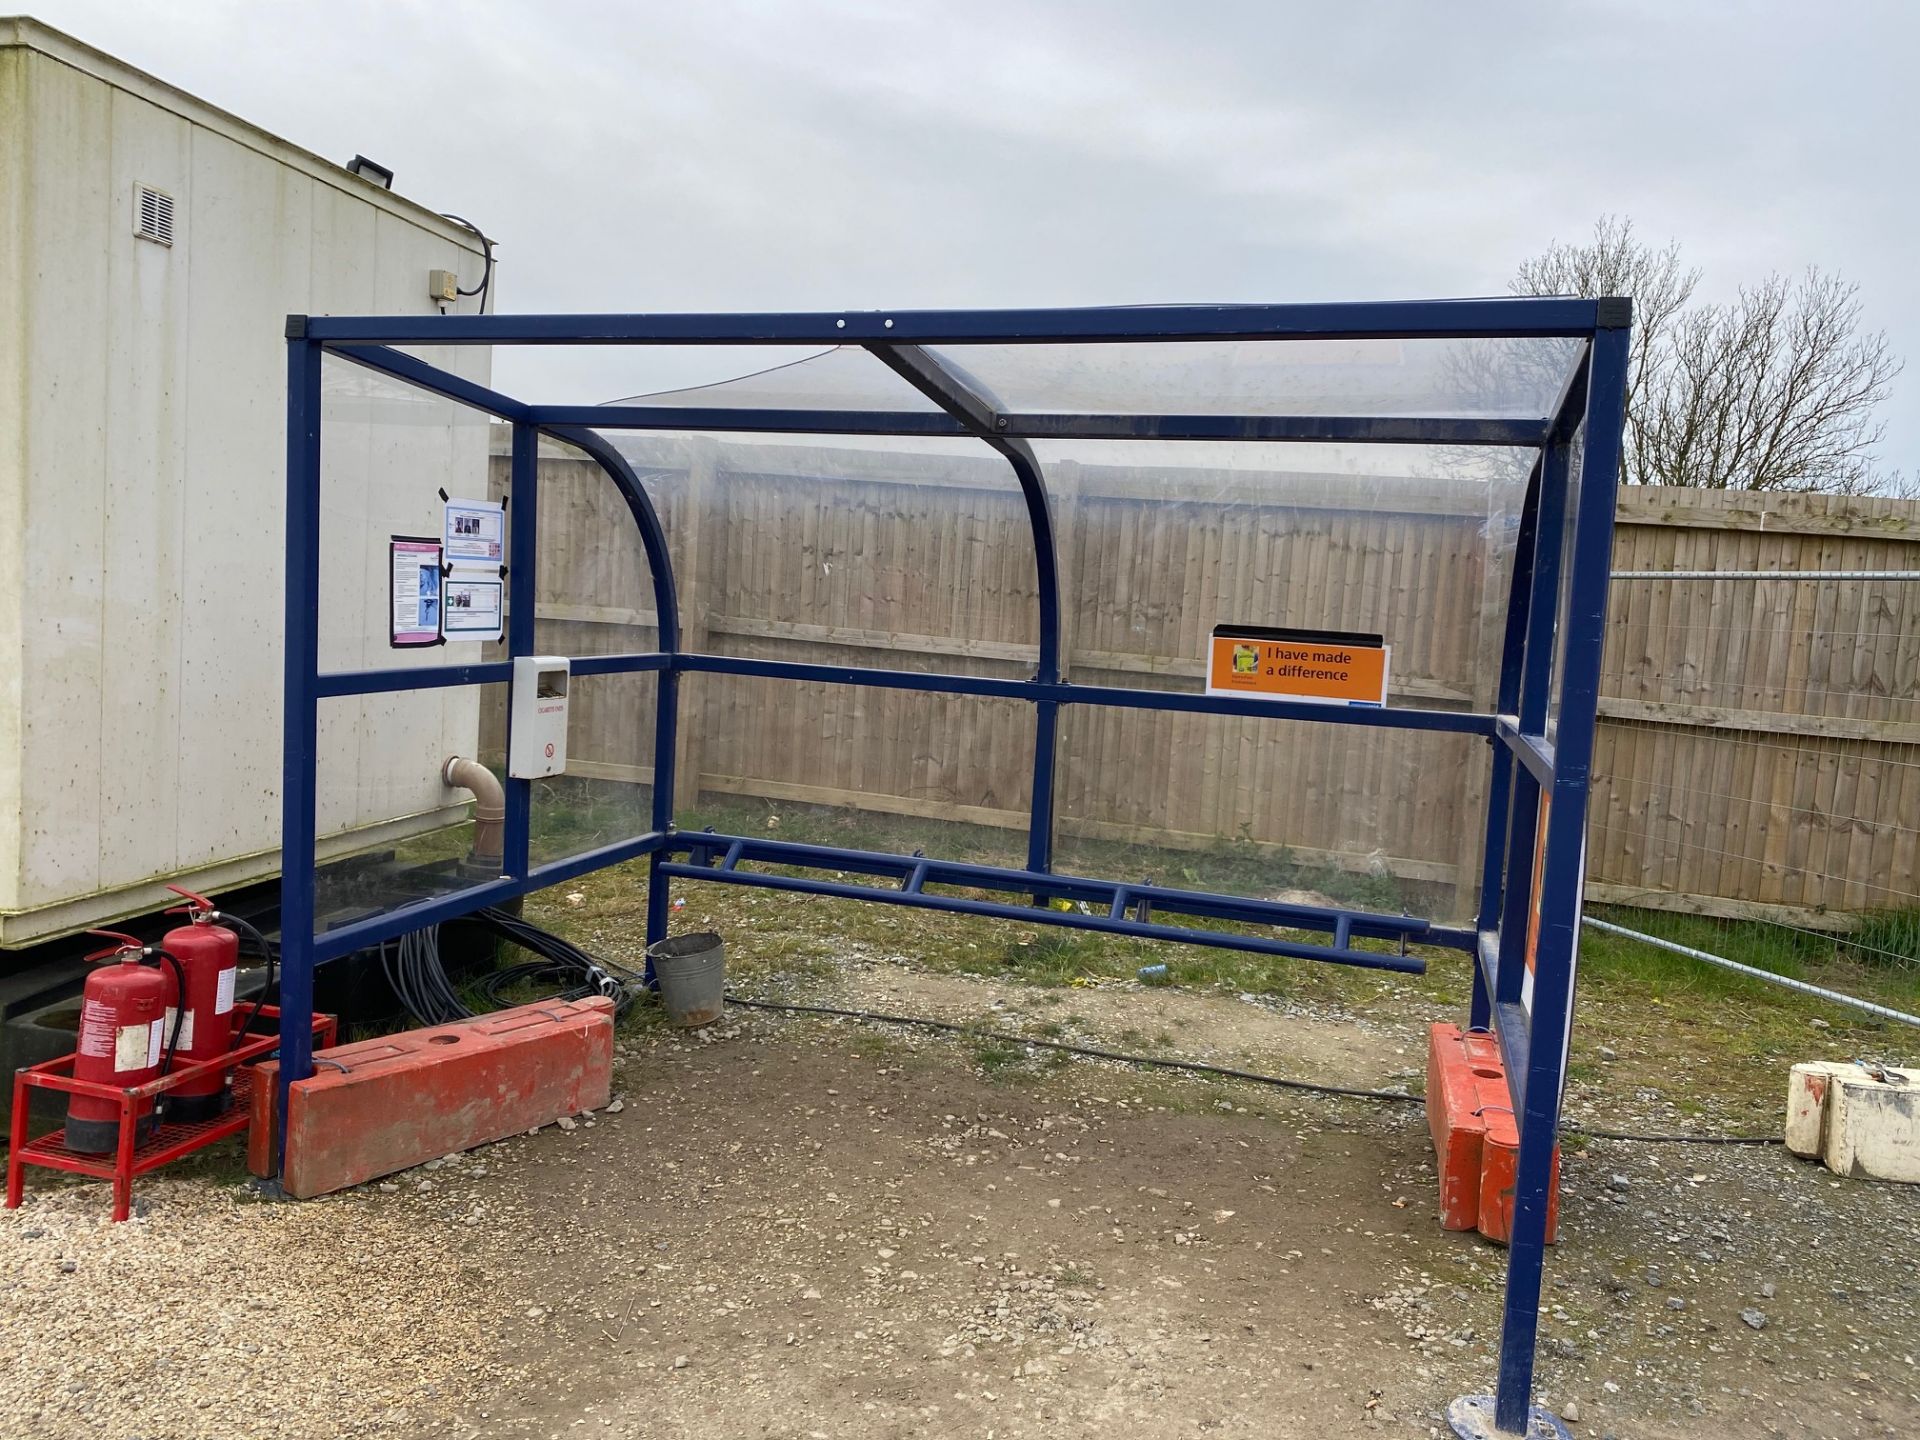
[470,907,647,1019]
[722,993,1785,1147]
[725,994,1432,1103]
[379,908,648,1027]
[1559,1126,1779,1146]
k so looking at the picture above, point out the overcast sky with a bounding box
[33,0,1919,477]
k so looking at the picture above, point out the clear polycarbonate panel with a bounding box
[673,673,1034,873]
[1032,440,1530,706]
[1052,707,1484,924]
[602,430,1041,671]
[1546,421,1587,744]
[318,353,499,673]
[313,685,506,927]
[529,672,659,869]
[528,433,663,657]
[607,345,941,412]
[928,338,1585,420]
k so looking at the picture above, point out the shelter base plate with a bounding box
[1446,1395,1572,1439]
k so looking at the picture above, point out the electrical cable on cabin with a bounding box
[437,213,494,311]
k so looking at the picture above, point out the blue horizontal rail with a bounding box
[664,830,1463,973]
[301,297,1605,347]
[660,862,1428,974]
[313,650,1493,737]
[995,412,1549,447]
[570,651,672,677]
[677,654,1496,735]
[315,661,512,698]
[1495,717,1557,783]
[534,405,968,437]
[312,830,670,964]
[684,830,1458,942]
[543,405,1550,448]
[316,651,667,699]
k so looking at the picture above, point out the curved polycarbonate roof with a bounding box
[609,345,941,412]
[602,336,1583,424]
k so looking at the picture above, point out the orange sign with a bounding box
[1205,627,1390,707]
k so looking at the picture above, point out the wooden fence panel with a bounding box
[502,437,1920,927]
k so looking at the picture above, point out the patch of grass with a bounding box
[970,1041,1024,1075]
[851,1030,905,1062]
[1582,905,1920,1015]
[1841,908,1920,972]
[1572,904,1920,1119]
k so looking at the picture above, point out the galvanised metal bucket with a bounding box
[648,932,725,1027]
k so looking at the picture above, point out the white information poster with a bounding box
[444,498,506,564]
[440,497,508,643]
[444,575,505,641]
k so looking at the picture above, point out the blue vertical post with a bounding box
[276,321,323,1172]
[1493,437,1573,1018]
[1491,312,1631,1434]
[646,665,679,969]
[991,440,1062,882]
[502,422,538,880]
[1472,455,1545,1033]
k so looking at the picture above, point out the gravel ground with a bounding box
[4,954,1918,1439]
[0,1177,521,1438]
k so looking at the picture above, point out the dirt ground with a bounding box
[5,943,1919,1440]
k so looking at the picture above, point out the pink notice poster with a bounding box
[390,537,444,647]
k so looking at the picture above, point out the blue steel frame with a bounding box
[282,299,1629,1434]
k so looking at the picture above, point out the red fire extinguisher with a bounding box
[67,934,187,1155]
[158,886,241,1123]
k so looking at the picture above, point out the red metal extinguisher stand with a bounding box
[7,903,332,1222]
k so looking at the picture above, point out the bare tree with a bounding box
[1510,218,1902,493]
[1513,217,1697,488]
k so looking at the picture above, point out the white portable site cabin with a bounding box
[0,18,494,944]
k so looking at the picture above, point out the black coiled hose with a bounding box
[380,907,645,1027]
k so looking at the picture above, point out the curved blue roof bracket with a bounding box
[543,424,683,653]
[865,343,1062,683]
[867,343,1065,875]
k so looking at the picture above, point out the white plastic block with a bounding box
[1823,1064,1920,1184]
[1785,1061,1855,1158]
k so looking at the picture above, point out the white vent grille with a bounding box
[134,185,174,246]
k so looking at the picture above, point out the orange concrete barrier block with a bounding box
[1425,1023,1559,1246]
[1426,1023,1487,1230]
[255,998,614,1199]
[1476,1108,1561,1246]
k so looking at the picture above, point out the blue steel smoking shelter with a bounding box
[282,298,1629,1437]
